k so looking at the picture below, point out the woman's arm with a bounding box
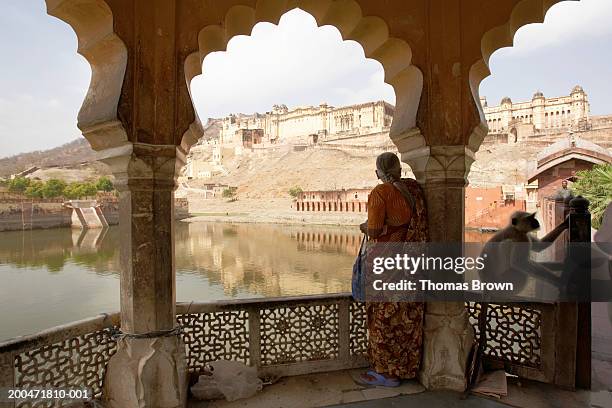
[366,188,386,238]
[361,221,386,238]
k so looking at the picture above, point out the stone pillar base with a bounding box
[104,336,188,408]
[419,302,474,391]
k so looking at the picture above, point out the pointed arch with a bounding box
[45,0,129,151]
[468,0,574,152]
[181,0,424,153]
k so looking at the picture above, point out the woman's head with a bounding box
[376,152,402,183]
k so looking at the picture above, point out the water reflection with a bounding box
[0,222,494,341]
[0,222,361,340]
[174,223,359,299]
[0,227,119,274]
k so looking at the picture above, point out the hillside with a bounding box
[469,143,541,187]
[0,136,543,194]
[189,147,382,198]
[0,118,223,178]
[0,138,96,177]
[201,119,222,141]
[184,142,545,199]
[4,128,608,197]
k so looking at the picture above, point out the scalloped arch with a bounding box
[468,0,573,152]
[181,0,424,153]
[45,0,128,151]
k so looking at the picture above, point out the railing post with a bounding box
[0,352,15,408]
[553,302,578,389]
[568,196,592,389]
[338,298,351,364]
[248,307,262,370]
[568,196,591,242]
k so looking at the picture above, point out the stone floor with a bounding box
[188,369,425,408]
[331,391,508,407]
[189,303,612,408]
[187,368,612,408]
[332,385,612,408]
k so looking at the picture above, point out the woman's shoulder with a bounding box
[371,183,394,194]
[400,178,423,191]
[400,178,426,201]
[400,177,420,187]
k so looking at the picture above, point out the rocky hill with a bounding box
[184,141,547,199]
[469,143,542,187]
[201,119,222,141]
[4,125,609,197]
[0,118,223,179]
[189,146,382,198]
[0,136,545,194]
[0,138,96,177]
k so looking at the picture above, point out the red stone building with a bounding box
[293,188,371,213]
[528,135,612,234]
[528,136,612,208]
[464,186,526,230]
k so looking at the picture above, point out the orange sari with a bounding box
[365,178,427,379]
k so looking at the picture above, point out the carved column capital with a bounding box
[96,142,186,192]
[401,144,476,186]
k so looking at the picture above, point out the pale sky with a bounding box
[1,0,611,158]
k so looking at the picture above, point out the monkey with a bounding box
[479,211,569,296]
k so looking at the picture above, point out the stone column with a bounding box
[401,140,475,391]
[100,143,188,408]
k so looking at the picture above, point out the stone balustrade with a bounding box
[0,294,572,407]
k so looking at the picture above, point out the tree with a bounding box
[572,164,612,229]
[81,182,98,197]
[8,176,30,193]
[64,182,97,199]
[64,183,83,200]
[288,186,303,198]
[96,177,114,192]
[42,179,67,198]
[222,186,237,199]
[24,181,44,198]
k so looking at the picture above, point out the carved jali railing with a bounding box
[0,295,566,407]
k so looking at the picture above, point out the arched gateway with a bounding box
[34,0,579,406]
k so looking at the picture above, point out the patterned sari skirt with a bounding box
[366,301,424,379]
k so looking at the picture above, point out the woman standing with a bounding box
[358,152,428,387]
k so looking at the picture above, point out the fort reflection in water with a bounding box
[0,222,360,341]
[0,222,492,341]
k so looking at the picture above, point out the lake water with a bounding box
[0,222,361,342]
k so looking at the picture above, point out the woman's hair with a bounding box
[376,152,402,183]
[375,152,416,210]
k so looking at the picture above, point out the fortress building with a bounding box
[184,89,611,182]
[481,86,591,141]
[220,100,394,151]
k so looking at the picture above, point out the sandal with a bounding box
[356,370,400,387]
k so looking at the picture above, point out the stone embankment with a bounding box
[0,197,190,231]
[0,202,72,231]
[0,199,119,232]
[183,197,365,227]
